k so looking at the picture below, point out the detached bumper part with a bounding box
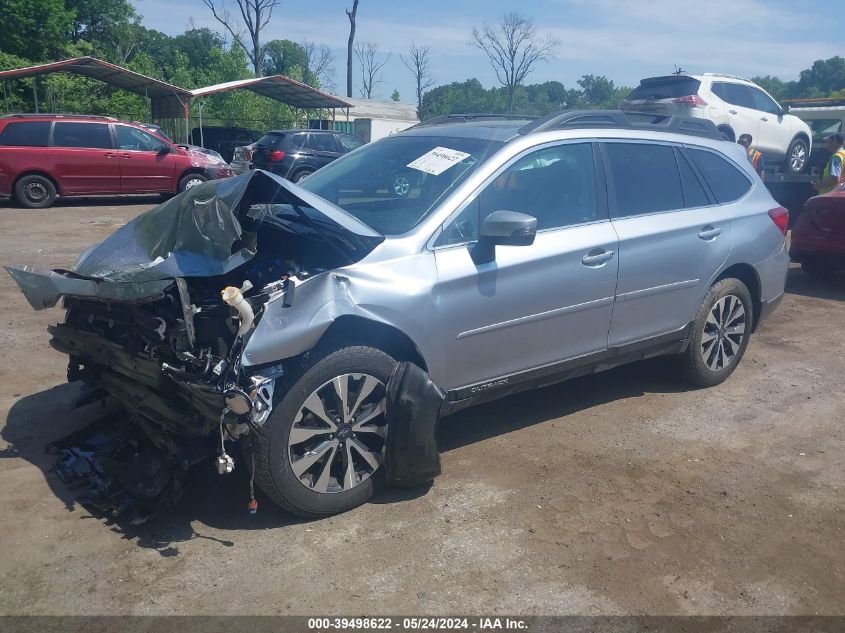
[384,362,444,487]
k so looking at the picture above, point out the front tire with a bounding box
[14,174,57,209]
[254,345,396,517]
[178,173,207,192]
[785,137,809,174]
[292,169,314,183]
[681,278,753,388]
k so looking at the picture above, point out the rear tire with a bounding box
[14,174,57,209]
[681,278,753,388]
[178,173,207,192]
[254,345,396,517]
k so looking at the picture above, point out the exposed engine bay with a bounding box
[7,170,388,521]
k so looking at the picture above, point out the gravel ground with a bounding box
[0,196,842,616]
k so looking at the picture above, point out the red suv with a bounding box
[0,114,232,208]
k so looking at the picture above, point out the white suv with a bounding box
[621,73,812,174]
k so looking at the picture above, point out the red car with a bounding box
[790,184,845,278]
[0,114,232,208]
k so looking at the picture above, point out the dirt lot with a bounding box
[0,196,842,616]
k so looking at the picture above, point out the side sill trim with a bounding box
[445,323,693,408]
[457,296,614,340]
[616,278,699,303]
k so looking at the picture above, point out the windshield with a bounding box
[298,134,504,235]
[809,118,843,142]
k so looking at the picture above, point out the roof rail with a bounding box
[415,113,535,128]
[1,113,117,121]
[517,109,722,140]
[702,72,751,83]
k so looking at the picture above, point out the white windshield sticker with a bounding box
[407,146,472,175]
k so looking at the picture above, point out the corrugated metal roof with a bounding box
[337,97,419,121]
[0,57,191,118]
[191,76,353,109]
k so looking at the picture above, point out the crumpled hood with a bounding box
[6,170,384,310]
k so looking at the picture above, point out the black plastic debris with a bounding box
[47,413,193,523]
[384,362,444,487]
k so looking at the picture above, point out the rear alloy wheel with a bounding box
[178,173,207,192]
[785,138,809,174]
[14,174,57,209]
[254,345,395,517]
[681,278,753,388]
[292,169,314,183]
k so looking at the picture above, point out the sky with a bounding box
[131,0,840,103]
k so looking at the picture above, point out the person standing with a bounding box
[738,134,765,179]
[813,133,845,194]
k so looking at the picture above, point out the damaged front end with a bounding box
[7,170,384,521]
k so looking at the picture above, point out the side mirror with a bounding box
[157,145,172,155]
[781,104,790,115]
[472,210,537,264]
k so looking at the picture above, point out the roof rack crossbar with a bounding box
[517,109,722,140]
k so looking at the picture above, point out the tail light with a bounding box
[768,206,789,236]
[246,147,253,160]
[672,95,708,107]
[269,150,286,162]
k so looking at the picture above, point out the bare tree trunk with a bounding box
[400,43,434,114]
[203,0,280,76]
[346,0,359,98]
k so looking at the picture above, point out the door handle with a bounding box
[729,109,737,115]
[698,226,721,240]
[581,249,615,266]
[104,152,116,158]
[120,153,131,159]
[761,116,768,122]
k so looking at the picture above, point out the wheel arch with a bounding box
[13,170,62,195]
[716,125,736,142]
[316,315,429,371]
[713,263,762,331]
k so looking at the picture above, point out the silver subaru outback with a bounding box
[8,111,789,519]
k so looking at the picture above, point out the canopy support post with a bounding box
[32,77,39,113]
[198,97,208,147]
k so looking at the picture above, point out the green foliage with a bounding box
[419,77,627,120]
[0,0,75,61]
[391,89,400,101]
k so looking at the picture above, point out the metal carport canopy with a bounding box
[0,56,192,119]
[190,75,353,109]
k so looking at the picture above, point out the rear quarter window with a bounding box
[256,133,286,149]
[0,121,51,146]
[686,148,752,203]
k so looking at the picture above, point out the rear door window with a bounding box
[308,133,338,152]
[626,77,701,100]
[604,142,683,217]
[686,148,752,203]
[0,121,51,146]
[290,133,308,148]
[713,82,754,109]
[52,122,112,149]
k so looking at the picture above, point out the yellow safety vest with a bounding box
[747,148,763,173]
[820,148,845,194]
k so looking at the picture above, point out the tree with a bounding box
[0,0,75,61]
[302,40,336,91]
[470,12,559,113]
[263,39,308,77]
[400,43,434,113]
[354,41,390,99]
[202,0,281,75]
[345,0,359,98]
[796,56,845,99]
[391,89,400,101]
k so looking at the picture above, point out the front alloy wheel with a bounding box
[253,345,396,517]
[288,373,387,494]
[787,139,808,174]
[392,173,412,197]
